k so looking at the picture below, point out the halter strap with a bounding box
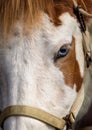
[0,105,67,130]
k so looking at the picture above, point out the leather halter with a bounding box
[0,106,66,129]
[0,105,75,130]
[0,0,92,130]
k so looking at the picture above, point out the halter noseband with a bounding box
[0,105,75,130]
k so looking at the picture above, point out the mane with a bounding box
[0,0,52,36]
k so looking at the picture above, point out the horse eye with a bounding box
[54,44,71,61]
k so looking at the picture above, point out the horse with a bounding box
[0,0,92,130]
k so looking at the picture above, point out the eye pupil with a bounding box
[59,48,68,57]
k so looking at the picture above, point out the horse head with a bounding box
[0,0,92,130]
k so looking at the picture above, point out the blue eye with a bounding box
[54,44,71,61]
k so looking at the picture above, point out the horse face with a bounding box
[0,12,84,130]
[0,0,87,129]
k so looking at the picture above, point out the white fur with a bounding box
[0,12,84,130]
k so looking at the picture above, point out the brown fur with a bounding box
[55,38,83,92]
[46,0,75,26]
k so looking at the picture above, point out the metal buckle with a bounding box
[63,113,75,130]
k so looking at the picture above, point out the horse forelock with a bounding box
[0,0,52,36]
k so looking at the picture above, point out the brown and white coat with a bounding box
[0,0,92,130]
